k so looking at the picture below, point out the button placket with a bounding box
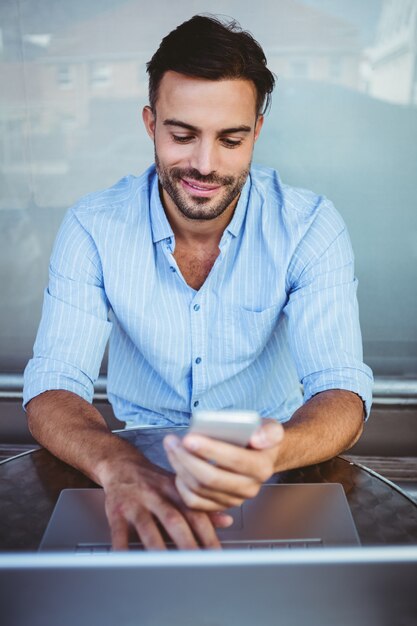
[190,296,206,410]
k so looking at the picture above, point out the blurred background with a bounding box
[0,1,416,475]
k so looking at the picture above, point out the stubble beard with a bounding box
[155,152,250,221]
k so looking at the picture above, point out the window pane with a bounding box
[0,0,415,377]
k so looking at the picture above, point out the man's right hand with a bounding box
[99,457,233,550]
[26,391,232,551]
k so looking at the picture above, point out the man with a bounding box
[23,15,373,550]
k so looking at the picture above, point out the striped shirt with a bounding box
[23,164,373,426]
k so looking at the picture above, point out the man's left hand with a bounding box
[163,419,284,511]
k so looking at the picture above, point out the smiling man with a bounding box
[23,15,373,549]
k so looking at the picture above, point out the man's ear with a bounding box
[254,114,264,142]
[142,105,156,140]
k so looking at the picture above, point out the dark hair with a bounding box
[146,15,275,116]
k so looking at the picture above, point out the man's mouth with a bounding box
[180,178,222,196]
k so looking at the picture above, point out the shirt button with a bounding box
[170,266,176,272]
[193,400,199,408]
[195,357,202,364]
[193,304,200,311]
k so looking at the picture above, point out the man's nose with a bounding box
[190,140,217,176]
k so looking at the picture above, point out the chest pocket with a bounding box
[223,303,282,365]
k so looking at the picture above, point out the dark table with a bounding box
[1,426,417,551]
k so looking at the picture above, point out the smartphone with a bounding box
[188,409,261,447]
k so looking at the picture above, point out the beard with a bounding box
[155,152,250,221]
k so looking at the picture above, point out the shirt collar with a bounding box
[149,165,252,243]
[224,171,252,238]
[149,167,174,244]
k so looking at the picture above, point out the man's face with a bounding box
[143,71,264,222]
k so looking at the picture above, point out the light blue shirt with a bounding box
[23,164,373,426]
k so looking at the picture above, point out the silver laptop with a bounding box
[1,546,416,626]
[39,482,360,551]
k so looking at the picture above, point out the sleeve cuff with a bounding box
[302,366,373,419]
[23,359,96,410]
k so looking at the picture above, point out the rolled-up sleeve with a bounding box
[284,204,373,418]
[23,207,112,407]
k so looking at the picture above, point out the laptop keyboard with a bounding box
[76,539,324,553]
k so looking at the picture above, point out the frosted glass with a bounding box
[0,0,416,376]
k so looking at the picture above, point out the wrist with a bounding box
[91,436,146,488]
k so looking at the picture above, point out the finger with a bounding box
[209,511,234,528]
[149,483,233,548]
[175,475,245,511]
[177,434,274,484]
[108,515,130,551]
[166,437,259,501]
[131,512,167,551]
[107,497,168,551]
[249,418,284,449]
[126,482,201,550]
[153,502,200,550]
[164,473,234,527]
[182,508,221,549]
[166,435,246,485]
[149,473,233,531]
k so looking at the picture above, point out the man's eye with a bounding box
[221,138,242,148]
[172,135,193,143]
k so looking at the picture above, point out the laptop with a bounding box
[39,482,360,551]
[1,547,416,626]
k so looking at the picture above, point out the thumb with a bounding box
[249,418,284,450]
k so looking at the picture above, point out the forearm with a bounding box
[273,389,364,473]
[26,390,148,486]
